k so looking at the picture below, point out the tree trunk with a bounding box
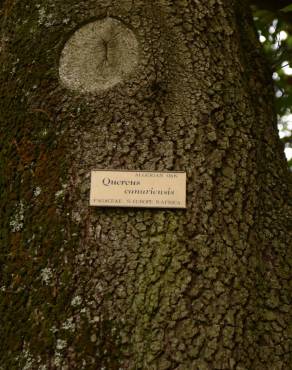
[1,1,291,369]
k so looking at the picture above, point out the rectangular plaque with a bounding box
[90,170,186,209]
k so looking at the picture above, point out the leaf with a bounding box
[280,4,292,13]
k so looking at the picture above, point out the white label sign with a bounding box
[90,170,186,209]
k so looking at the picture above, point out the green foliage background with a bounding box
[253,3,292,167]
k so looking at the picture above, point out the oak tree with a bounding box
[0,0,291,369]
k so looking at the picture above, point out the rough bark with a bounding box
[0,0,291,369]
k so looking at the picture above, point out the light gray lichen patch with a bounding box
[56,339,67,351]
[59,17,139,92]
[36,4,54,27]
[61,317,76,332]
[33,186,42,197]
[10,201,25,232]
[40,267,53,285]
[71,295,82,307]
[22,349,34,370]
